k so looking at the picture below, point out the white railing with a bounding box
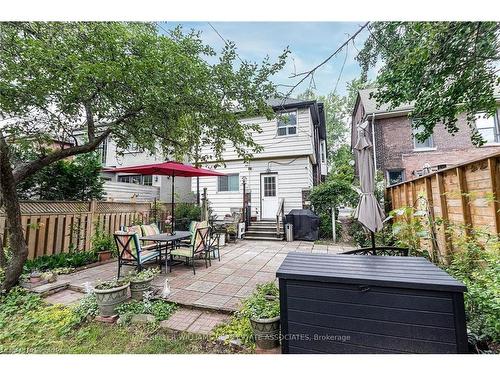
[103,181,160,202]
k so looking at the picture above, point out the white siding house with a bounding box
[193,99,327,220]
[99,138,194,203]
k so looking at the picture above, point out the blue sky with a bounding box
[162,22,370,97]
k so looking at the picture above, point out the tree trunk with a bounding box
[0,132,28,293]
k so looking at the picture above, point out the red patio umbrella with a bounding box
[104,161,225,232]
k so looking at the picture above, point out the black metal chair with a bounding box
[341,246,409,256]
[114,232,161,278]
[169,226,210,274]
[207,229,221,261]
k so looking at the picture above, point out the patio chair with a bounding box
[169,226,210,275]
[207,229,221,261]
[341,246,409,256]
[126,225,159,251]
[114,232,161,278]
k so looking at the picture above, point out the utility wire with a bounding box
[281,22,369,103]
[207,22,245,64]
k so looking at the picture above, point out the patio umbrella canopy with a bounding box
[105,161,225,232]
[353,121,385,247]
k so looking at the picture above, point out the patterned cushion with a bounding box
[115,231,138,260]
[188,221,197,234]
[141,224,159,236]
[193,226,209,252]
[127,225,143,236]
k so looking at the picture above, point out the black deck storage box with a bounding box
[285,209,319,241]
[277,252,468,354]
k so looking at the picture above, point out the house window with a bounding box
[99,137,108,164]
[142,175,153,186]
[277,110,297,136]
[320,140,326,163]
[387,170,405,185]
[412,121,434,149]
[263,176,276,197]
[218,174,239,192]
[118,175,142,184]
[475,112,499,144]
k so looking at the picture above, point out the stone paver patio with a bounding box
[52,240,354,312]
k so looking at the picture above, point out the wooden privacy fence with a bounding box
[0,200,172,260]
[387,152,500,259]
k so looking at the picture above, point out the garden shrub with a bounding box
[213,282,280,350]
[72,293,99,322]
[446,232,500,351]
[116,297,177,323]
[24,251,98,273]
[174,203,202,230]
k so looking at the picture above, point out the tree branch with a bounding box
[12,107,143,183]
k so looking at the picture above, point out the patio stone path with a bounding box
[43,240,354,312]
[159,307,229,335]
[44,288,85,305]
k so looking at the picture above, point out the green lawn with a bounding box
[38,323,241,354]
[0,288,245,354]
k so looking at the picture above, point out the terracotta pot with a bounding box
[250,316,280,349]
[30,276,42,283]
[94,282,130,316]
[98,250,113,262]
[129,276,154,301]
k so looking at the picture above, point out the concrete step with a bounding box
[245,232,279,239]
[244,235,283,241]
[245,228,278,235]
[248,222,276,227]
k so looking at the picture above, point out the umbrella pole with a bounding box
[370,231,376,254]
[171,174,175,234]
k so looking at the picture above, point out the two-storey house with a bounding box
[351,88,500,186]
[194,98,327,238]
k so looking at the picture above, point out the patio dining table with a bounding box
[141,231,191,273]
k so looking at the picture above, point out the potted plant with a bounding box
[29,270,42,283]
[127,268,159,301]
[92,226,115,262]
[242,283,281,350]
[93,279,130,316]
[42,271,57,283]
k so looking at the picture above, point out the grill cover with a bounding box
[285,209,319,241]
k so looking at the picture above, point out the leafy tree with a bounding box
[0,22,288,293]
[298,77,367,166]
[357,22,500,145]
[16,151,104,201]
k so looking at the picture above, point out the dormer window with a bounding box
[277,110,297,136]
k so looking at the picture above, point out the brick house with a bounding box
[351,88,500,185]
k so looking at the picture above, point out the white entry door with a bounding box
[261,174,279,219]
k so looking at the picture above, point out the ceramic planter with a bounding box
[129,276,154,301]
[250,316,280,349]
[98,250,113,262]
[94,282,130,316]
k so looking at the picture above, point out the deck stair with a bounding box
[244,220,284,241]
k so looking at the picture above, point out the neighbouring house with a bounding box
[194,98,328,238]
[351,88,500,186]
[98,138,194,203]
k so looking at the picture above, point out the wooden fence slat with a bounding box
[388,153,500,259]
[456,167,472,234]
[487,157,500,235]
[45,216,55,256]
[0,200,175,260]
